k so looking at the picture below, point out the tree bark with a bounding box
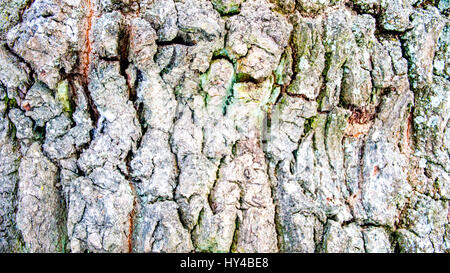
[0,0,449,253]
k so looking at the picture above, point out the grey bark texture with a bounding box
[0,0,449,253]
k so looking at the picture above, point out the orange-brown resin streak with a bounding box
[81,0,93,82]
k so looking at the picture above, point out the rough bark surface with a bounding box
[0,0,449,253]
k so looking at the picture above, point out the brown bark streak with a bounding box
[81,0,93,83]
